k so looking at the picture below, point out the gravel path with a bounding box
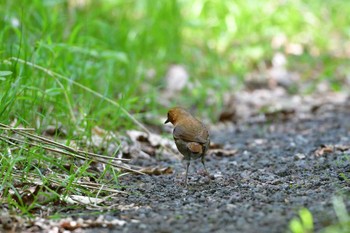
[96,103,350,233]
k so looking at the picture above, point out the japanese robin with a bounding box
[164,107,210,186]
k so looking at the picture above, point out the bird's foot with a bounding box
[197,168,210,177]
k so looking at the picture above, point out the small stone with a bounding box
[294,153,306,160]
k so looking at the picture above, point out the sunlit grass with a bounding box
[1,0,349,128]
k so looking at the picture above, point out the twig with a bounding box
[12,172,126,194]
[0,123,129,161]
[0,127,35,131]
[0,134,144,175]
[0,123,145,175]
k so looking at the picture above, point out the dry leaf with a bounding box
[68,0,91,9]
[117,203,141,211]
[264,108,295,121]
[137,166,173,175]
[210,149,238,157]
[42,124,67,137]
[165,64,189,93]
[11,185,59,206]
[209,142,226,150]
[11,185,39,206]
[127,130,174,148]
[315,145,334,157]
[219,95,237,122]
[60,219,83,231]
[88,126,120,156]
[62,195,104,205]
[59,216,126,231]
[294,153,306,160]
[335,145,350,152]
[285,43,303,55]
[126,130,177,160]
[0,213,23,232]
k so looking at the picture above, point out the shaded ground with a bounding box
[5,99,349,233]
[105,103,350,233]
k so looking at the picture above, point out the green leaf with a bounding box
[290,218,304,233]
[45,88,63,96]
[299,208,314,231]
[0,71,13,77]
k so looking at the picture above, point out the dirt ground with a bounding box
[4,95,349,233]
[92,102,350,233]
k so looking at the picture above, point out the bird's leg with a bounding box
[201,156,209,176]
[185,160,190,187]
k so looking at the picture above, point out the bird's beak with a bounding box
[164,118,170,124]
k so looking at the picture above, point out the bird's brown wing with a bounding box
[173,121,208,144]
[187,142,203,154]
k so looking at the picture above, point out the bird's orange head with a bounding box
[164,107,191,125]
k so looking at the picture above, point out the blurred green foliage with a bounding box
[1,0,349,129]
[289,208,314,233]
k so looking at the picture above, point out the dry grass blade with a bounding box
[0,123,128,161]
[0,122,126,159]
[0,123,145,175]
[0,127,35,131]
[12,172,126,194]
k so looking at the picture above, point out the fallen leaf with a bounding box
[219,95,237,122]
[59,216,126,231]
[210,149,238,157]
[137,166,173,175]
[165,64,189,93]
[11,185,39,206]
[60,219,83,231]
[88,126,120,156]
[314,145,334,157]
[42,123,67,137]
[285,42,303,55]
[264,108,295,121]
[0,213,23,232]
[127,130,175,148]
[294,153,306,160]
[62,195,104,205]
[126,130,178,160]
[335,145,350,152]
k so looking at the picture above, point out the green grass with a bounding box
[1,0,350,221]
[289,208,314,233]
[289,197,350,233]
[2,0,349,128]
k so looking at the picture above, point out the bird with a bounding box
[164,107,210,186]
